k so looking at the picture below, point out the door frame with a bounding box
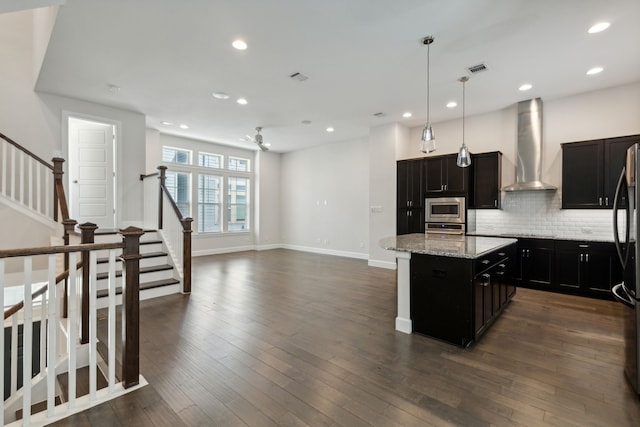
[62,111,122,228]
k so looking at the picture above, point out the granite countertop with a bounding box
[467,231,616,243]
[379,234,517,259]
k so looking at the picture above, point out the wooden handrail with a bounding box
[54,177,70,221]
[160,184,186,221]
[0,131,53,170]
[0,241,122,259]
[140,172,159,181]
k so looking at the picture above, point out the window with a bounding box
[228,177,249,231]
[199,152,223,169]
[228,156,250,172]
[165,171,190,217]
[162,147,191,164]
[198,174,222,232]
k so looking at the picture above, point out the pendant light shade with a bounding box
[420,36,436,154]
[456,76,471,168]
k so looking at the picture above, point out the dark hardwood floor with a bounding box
[53,248,640,426]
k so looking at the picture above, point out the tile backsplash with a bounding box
[473,191,625,241]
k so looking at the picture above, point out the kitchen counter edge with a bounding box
[379,234,517,259]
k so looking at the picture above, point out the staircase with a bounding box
[93,229,181,307]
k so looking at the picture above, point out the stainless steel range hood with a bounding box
[502,98,557,192]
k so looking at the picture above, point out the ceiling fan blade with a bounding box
[259,144,269,152]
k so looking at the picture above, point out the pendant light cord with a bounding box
[462,78,465,148]
[426,42,430,123]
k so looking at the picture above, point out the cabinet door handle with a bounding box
[481,259,490,265]
[481,273,491,286]
[599,197,603,206]
[527,249,530,257]
[580,254,584,262]
[494,199,498,207]
[585,254,589,262]
[605,197,609,206]
[445,184,447,191]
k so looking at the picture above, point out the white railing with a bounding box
[1,236,142,426]
[0,136,53,220]
[160,194,184,278]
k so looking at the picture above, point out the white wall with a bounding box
[0,8,146,227]
[400,82,640,190]
[255,150,281,250]
[280,137,369,259]
[368,123,408,268]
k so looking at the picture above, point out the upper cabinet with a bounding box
[425,154,469,194]
[397,158,425,235]
[470,151,502,209]
[562,135,639,209]
[397,158,424,208]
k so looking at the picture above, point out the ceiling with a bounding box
[25,0,640,153]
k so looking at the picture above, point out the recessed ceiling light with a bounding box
[232,39,247,50]
[179,124,189,129]
[326,127,334,132]
[587,67,603,75]
[212,92,229,99]
[446,101,457,108]
[161,121,173,126]
[588,22,610,34]
[237,98,248,105]
[519,83,533,91]
[402,112,412,118]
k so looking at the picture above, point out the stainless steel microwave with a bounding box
[425,196,466,224]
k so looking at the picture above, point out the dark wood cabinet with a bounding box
[410,243,516,347]
[516,238,554,288]
[562,135,638,209]
[397,208,424,235]
[555,241,623,296]
[424,154,469,194]
[471,151,502,209]
[397,159,425,235]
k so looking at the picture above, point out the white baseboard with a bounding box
[255,243,281,251]
[280,244,368,260]
[368,259,397,270]
[193,245,256,257]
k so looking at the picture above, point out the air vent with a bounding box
[373,112,385,117]
[289,72,309,82]
[466,63,488,74]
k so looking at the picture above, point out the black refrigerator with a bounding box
[613,142,640,397]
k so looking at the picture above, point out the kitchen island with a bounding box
[380,233,517,347]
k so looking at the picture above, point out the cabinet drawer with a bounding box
[475,247,511,273]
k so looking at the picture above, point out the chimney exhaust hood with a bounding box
[502,98,557,192]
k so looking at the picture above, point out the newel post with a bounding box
[181,218,193,294]
[120,226,144,388]
[62,218,78,318]
[79,222,97,344]
[52,157,65,222]
[157,166,167,230]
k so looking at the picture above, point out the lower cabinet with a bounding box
[555,240,623,297]
[411,243,516,347]
[515,238,554,288]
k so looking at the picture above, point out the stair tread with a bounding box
[96,277,180,298]
[97,251,167,264]
[96,264,174,280]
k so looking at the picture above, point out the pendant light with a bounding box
[456,76,471,168]
[420,36,436,153]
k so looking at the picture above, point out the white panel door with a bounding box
[69,118,115,229]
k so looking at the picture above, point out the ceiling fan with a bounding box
[246,127,270,151]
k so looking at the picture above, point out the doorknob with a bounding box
[73,180,78,183]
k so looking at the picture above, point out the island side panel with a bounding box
[410,254,474,347]
[395,251,412,333]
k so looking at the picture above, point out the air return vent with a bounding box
[289,72,309,82]
[466,63,488,74]
[373,112,385,117]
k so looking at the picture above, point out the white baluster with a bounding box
[19,150,25,205]
[10,145,16,200]
[89,251,97,400]
[22,256,33,426]
[47,254,57,417]
[28,156,33,210]
[36,162,42,215]
[45,168,51,219]
[1,140,6,196]
[67,252,77,408]
[108,249,116,392]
